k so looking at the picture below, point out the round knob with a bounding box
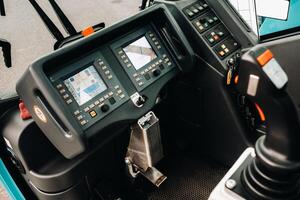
[101,104,110,113]
[152,69,161,77]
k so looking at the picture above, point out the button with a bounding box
[195,4,204,11]
[163,54,167,58]
[138,82,144,86]
[66,99,73,104]
[95,100,100,105]
[98,61,104,65]
[208,37,214,43]
[109,97,116,105]
[164,58,170,63]
[104,95,109,99]
[224,48,230,53]
[101,104,110,113]
[159,65,165,70]
[80,120,87,126]
[157,45,161,49]
[121,55,126,59]
[56,84,63,89]
[105,70,110,75]
[152,37,157,41]
[102,66,107,70]
[133,73,138,77]
[108,75,113,79]
[59,89,66,94]
[89,104,95,109]
[124,59,129,63]
[190,6,199,14]
[63,94,69,99]
[144,73,151,80]
[127,64,132,68]
[167,62,172,66]
[114,85,120,89]
[84,107,90,112]
[136,77,141,82]
[118,50,123,55]
[152,69,161,77]
[74,110,80,115]
[185,9,194,17]
[149,33,154,37]
[99,97,104,102]
[89,110,97,118]
[109,92,113,96]
[120,94,125,99]
[77,115,83,120]
[219,51,225,57]
[117,90,122,94]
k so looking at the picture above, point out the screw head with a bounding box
[226,179,237,190]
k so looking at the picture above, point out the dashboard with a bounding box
[16,5,194,159]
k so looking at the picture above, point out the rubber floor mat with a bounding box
[143,153,228,200]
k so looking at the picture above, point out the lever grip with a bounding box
[235,47,300,161]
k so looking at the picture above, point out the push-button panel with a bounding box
[183,0,209,19]
[50,53,129,130]
[112,25,175,92]
[181,0,242,70]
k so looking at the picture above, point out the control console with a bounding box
[16,5,194,159]
[49,52,129,129]
[112,25,174,91]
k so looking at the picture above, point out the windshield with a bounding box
[228,0,300,39]
[0,0,140,100]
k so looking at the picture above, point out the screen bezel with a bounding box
[62,64,108,106]
[122,35,158,71]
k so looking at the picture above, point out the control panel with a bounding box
[112,25,174,91]
[49,52,129,130]
[16,5,194,158]
[183,0,241,69]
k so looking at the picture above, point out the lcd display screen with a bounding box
[64,66,107,106]
[123,36,157,70]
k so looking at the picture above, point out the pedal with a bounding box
[125,111,167,187]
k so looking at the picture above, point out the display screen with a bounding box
[123,36,157,70]
[64,66,107,106]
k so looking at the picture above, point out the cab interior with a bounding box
[0,0,300,200]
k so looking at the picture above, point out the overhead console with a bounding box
[16,5,194,159]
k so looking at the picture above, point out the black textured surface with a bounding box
[133,153,228,200]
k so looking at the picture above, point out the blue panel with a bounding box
[0,159,25,200]
[260,0,300,36]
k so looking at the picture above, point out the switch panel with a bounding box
[193,12,220,33]
[183,0,209,19]
[214,37,240,59]
[204,24,228,46]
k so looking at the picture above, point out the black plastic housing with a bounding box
[16,4,195,159]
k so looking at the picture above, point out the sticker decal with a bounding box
[262,58,288,89]
[33,105,47,123]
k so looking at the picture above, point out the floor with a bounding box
[0,0,141,99]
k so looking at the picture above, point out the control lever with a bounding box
[125,111,167,187]
[0,39,12,68]
[211,47,300,200]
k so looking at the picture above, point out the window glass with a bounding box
[228,0,300,39]
[0,0,140,100]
